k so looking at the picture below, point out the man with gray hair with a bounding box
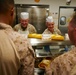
[14,12,37,34]
[43,16,61,35]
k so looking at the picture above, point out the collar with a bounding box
[0,23,12,30]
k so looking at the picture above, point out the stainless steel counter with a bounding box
[30,38,73,71]
[29,38,72,46]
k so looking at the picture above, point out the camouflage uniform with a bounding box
[45,47,76,75]
[14,23,37,34]
[0,23,35,75]
[43,28,61,35]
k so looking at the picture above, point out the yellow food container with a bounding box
[34,34,42,39]
[28,34,42,39]
[51,34,64,41]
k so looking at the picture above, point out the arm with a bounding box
[45,59,59,75]
[29,24,37,33]
[19,47,35,75]
[13,24,20,31]
[55,28,62,35]
[8,32,35,75]
[19,40,35,75]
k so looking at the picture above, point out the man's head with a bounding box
[0,0,15,25]
[20,12,29,28]
[46,16,54,33]
[68,12,76,46]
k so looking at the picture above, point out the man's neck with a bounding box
[21,25,27,31]
[0,15,9,25]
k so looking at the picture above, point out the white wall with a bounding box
[14,0,76,25]
[15,0,76,12]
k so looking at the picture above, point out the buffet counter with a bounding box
[29,38,72,46]
[29,38,73,75]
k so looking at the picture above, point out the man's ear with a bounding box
[11,8,14,16]
[9,7,15,25]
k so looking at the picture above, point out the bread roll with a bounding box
[38,59,51,69]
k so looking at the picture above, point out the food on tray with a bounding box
[51,34,64,41]
[28,34,64,40]
[38,59,51,69]
[34,34,42,39]
[28,34,42,39]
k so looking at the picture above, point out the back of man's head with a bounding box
[0,0,14,14]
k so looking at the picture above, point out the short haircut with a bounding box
[0,0,14,14]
